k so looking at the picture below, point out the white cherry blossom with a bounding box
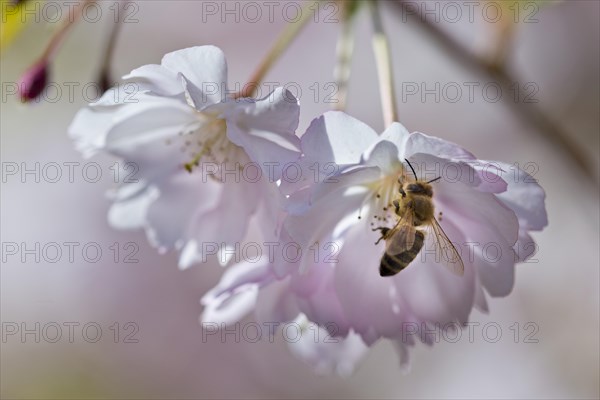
[69,46,300,267]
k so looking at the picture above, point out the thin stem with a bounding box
[370,1,398,126]
[333,2,356,111]
[489,17,515,69]
[40,0,93,62]
[98,0,128,90]
[391,0,596,183]
[234,2,316,99]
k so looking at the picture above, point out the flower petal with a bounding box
[68,107,113,157]
[333,224,409,342]
[187,178,262,266]
[104,95,196,154]
[284,189,366,273]
[122,64,184,97]
[362,139,404,176]
[405,131,476,160]
[107,183,157,231]
[145,172,220,250]
[254,277,301,335]
[494,162,548,231]
[287,322,369,377]
[393,217,475,325]
[300,111,378,165]
[161,46,227,109]
[224,88,301,179]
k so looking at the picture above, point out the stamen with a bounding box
[183,118,227,173]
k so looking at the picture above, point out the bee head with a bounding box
[405,182,433,197]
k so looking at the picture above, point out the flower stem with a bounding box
[39,0,93,62]
[370,0,398,126]
[234,1,316,99]
[489,17,514,70]
[98,0,128,91]
[333,1,357,111]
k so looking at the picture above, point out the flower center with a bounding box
[364,166,411,228]
[180,114,239,173]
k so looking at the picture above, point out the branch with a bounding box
[391,0,596,182]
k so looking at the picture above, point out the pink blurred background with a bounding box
[1,1,599,398]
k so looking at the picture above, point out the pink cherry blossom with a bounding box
[201,111,548,373]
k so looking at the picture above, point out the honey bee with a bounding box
[373,159,464,277]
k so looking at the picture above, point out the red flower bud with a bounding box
[18,61,49,103]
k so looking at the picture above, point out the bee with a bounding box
[373,159,464,277]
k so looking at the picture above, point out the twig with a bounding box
[234,1,316,99]
[370,1,398,126]
[333,1,356,111]
[391,0,595,182]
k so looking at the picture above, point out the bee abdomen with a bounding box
[380,230,425,277]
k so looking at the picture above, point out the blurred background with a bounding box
[1,0,598,398]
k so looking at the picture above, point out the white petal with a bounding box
[201,259,273,305]
[201,287,258,326]
[405,131,477,160]
[234,87,300,137]
[362,140,403,175]
[108,185,158,230]
[104,96,196,153]
[291,263,351,337]
[300,111,378,165]
[466,161,509,193]
[68,107,113,157]
[415,153,519,247]
[89,84,151,108]
[122,64,183,96]
[178,240,201,270]
[333,223,409,340]
[224,90,301,179]
[284,189,366,273]
[379,122,411,153]
[393,217,475,325]
[254,278,301,334]
[444,205,517,297]
[473,280,489,312]
[391,340,412,374]
[187,178,262,266]
[287,321,369,377]
[494,162,548,231]
[309,165,380,209]
[145,172,220,250]
[513,230,537,263]
[161,46,227,109]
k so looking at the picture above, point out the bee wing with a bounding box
[427,217,465,276]
[386,212,417,255]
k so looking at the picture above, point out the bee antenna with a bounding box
[427,176,442,184]
[404,158,418,180]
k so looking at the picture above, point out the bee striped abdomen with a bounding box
[379,230,425,277]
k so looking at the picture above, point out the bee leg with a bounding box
[393,199,400,214]
[399,187,406,198]
[372,227,390,245]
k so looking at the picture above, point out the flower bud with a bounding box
[18,61,49,103]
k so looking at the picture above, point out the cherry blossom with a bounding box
[69,45,300,267]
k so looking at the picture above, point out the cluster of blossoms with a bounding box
[69,46,547,374]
